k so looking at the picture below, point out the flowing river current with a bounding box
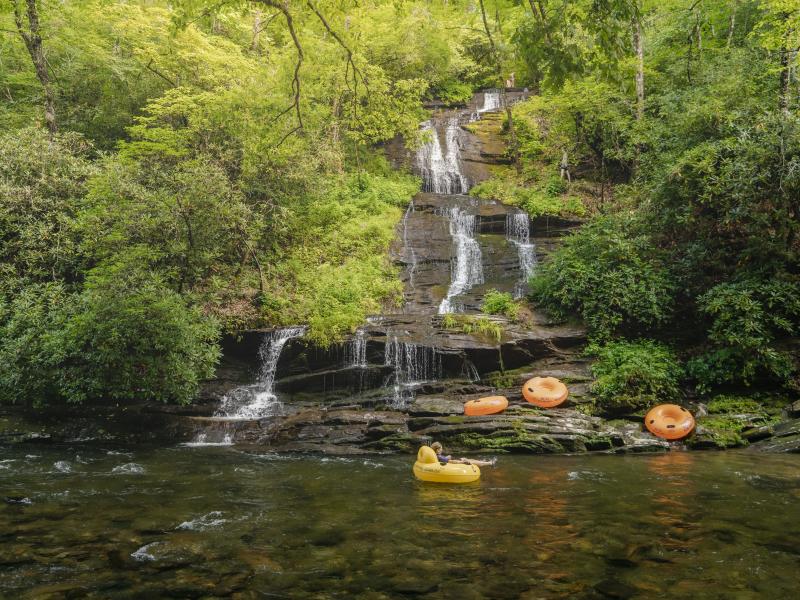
[2,445,800,598]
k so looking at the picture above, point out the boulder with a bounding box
[748,418,800,453]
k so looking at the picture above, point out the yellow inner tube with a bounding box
[412,446,480,484]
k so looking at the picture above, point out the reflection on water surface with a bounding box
[2,446,800,598]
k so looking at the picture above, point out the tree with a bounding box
[10,0,56,134]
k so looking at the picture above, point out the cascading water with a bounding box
[415,119,468,194]
[346,329,367,369]
[506,213,537,299]
[470,91,502,121]
[384,336,442,408]
[216,326,306,419]
[401,200,418,291]
[438,206,484,314]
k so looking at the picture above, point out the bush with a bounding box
[687,279,800,392]
[0,127,97,283]
[588,340,683,414]
[482,289,519,319]
[0,283,70,406]
[56,261,221,404]
[471,175,585,219]
[530,215,675,339]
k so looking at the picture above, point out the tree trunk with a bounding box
[779,45,791,116]
[13,0,56,135]
[252,10,262,51]
[502,89,521,173]
[727,1,738,47]
[632,17,645,121]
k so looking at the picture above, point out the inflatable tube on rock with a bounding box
[412,446,480,484]
[522,377,569,408]
[464,396,508,416]
[645,404,695,440]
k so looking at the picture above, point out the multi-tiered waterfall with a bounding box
[198,90,555,445]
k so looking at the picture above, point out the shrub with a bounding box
[687,279,800,392]
[0,127,98,283]
[530,215,675,339]
[0,283,70,406]
[55,260,220,404]
[482,289,519,319]
[471,175,586,219]
[588,340,683,414]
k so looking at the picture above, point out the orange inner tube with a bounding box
[464,395,509,416]
[644,404,695,440]
[522,377,568,408]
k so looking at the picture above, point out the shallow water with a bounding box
[2,446,800,599]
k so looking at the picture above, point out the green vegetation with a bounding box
[510,1,800,400]
[530,216,675,340]
[587,340,683,414]
[0,0,522,405]
[471,171,586,219]
[693,394,783,449]
[440,314,503,343]
[481,289,520,320]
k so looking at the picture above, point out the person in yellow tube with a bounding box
[431,442,496,467]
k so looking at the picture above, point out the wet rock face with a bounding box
[748,419,800,453]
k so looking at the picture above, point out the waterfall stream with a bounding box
[470,91,501,121]
[438,206,484,314]
[216,326,306,419]
[384,337,442,408]
[345,329,367,369]
[401,200,417,291]
[415,118,468,194]
[506,213,537,299]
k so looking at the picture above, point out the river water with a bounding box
[3,445,800,598]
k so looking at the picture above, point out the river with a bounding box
[3,444,800,598]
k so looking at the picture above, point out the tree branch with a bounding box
[253,0,304,133]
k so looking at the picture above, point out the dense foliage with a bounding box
[0,0,510,405]
[516,0,800,397]
[588,340,683,414]
[481,289,520,319]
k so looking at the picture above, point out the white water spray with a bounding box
[438,207,484,313]
[415,119,468,194]
[346,329,368,369]
[384,337,442,408]
[216,326,306,419]
[471,91,502,121]
[506,213,536,299]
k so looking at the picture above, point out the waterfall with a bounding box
[506,213,537,299]
[402,200,417,290]
[216,326,306,419]
[438,207,484,314]
[415,119,468,194]
[480,91,501,113]
[471,91,502,120]
[345,329,367,369]
[384,337,442,408]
